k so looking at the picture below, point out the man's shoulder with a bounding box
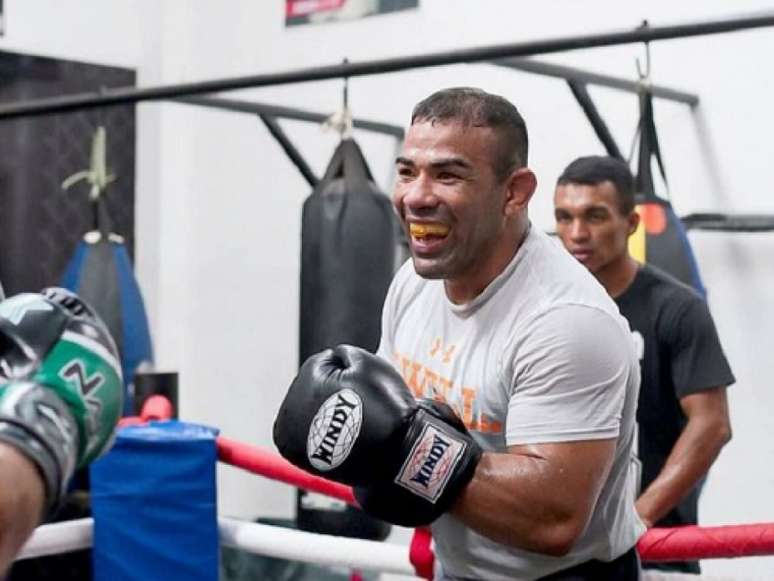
[635,264,704,307]
[627,265,716,340]
[520,229,618,312]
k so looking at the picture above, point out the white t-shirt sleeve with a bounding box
[504,304,635,446]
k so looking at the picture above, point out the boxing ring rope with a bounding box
[638,523,774,562]
[17,518,93,561]
[219,517,416,576]
[216,436,356,505]
[17,517,417,576]
[19,514,774,575]
[18,398,774,579]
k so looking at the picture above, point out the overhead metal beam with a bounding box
[0,11,772,119]
[494,58,699,106]
[175,96,404,138]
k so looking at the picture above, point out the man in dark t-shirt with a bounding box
[553,156,734,574]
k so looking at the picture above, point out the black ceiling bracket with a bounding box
[566,80,624,160]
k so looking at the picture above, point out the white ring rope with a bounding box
[218,517,417,576]
[16,517,93,561]
[16,517,418,577]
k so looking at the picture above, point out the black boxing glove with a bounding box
[354,399,481,526]
[274,344,418,485]
[273,345,482,525]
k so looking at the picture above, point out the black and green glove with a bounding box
[0,287,123,513]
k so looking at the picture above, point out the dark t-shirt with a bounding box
[615,264,734,570]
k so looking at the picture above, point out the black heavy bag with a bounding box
[297,138,396,541]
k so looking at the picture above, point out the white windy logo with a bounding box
[307,389,363,471]
[396,424,465,503]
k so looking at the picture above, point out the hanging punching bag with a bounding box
[628,90,706,296]
[59,127,153,416]
[297,137,396,541]
[61,198,154,415]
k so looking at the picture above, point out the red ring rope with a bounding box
[409,527,435,579]
[637,522,774,562]
[217,436,357,506]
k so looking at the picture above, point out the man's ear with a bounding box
[627,209,640,236]
[504,168,537,217]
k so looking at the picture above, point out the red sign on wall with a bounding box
[285,0,418,27]
[287,0,347,19]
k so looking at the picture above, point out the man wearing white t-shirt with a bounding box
[274,87,645,580]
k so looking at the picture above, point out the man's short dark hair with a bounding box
[556,156,636,215]
[411,87,528,180]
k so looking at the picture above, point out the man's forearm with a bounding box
[0,443,45,576]
[452,452,578,555]
[452,440,614,556]
[636,417,730,527]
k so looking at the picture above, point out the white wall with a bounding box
[0,0,146,68]
[3,1,774,577]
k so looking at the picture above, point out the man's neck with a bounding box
[596,255,640,299]
[444,222,530,305]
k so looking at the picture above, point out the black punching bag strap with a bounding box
[94,197,114,238]
[635,89,669,204]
